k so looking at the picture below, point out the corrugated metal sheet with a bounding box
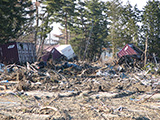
[118,44,137,58]
[16,42,36,63]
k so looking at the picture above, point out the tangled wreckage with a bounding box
[117,44,144,70]
[0,42,159,120]
[117,44,159,71]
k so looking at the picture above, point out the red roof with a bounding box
[118,44,141,58]
[36,44,59,53]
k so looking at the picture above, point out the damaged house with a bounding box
[41,44,76,62]
[0,42,36,64]
[117,44,144,68]
[118,44,143,59]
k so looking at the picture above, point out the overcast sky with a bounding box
[102,0,148,10]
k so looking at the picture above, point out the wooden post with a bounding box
[144,36,148,66]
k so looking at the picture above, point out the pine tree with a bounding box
[70,0,108,61]
[121,2,140,46]
[37,12,53,57]
[68,0,87,60]
[106,0,123,57]
[141,0,160,57]
[0,0,34,43]
[44,0,76,44]
[106,0,141,56]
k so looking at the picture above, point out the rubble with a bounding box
[0,57,159,120]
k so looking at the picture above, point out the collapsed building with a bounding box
[41,44,77,62]
[0,42,36,64]
[116,44,144,69]
[117,43,143,59]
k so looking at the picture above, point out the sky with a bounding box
[104,0,148,10]
[50,0,149,41]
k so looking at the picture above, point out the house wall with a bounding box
[16,42,36,63]
[0,42,19,64]
[51,48,62,60]
[42,48,62,62]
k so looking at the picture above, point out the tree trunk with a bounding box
[40,37,45,57]
[35,0,39,47]
[65,16,68,44]
[111,27,115,58]
[83,20,94,60]
[112,42,115,58]
[144,36,148,66]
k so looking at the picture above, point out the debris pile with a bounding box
[0,58,159,120]
[0,44,159,119]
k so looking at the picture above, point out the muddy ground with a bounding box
[0,62,160,120]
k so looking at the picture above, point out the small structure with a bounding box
[117,44,143,59]
[100,48,113,65]
[0,42,36,64]
[42,45,62,62]
[117,44,144,69]
[56,45,76,60]
[41,44,76,62]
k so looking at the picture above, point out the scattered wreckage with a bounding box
[116,44,160,72]
[0,43,159,119]
[116,44,144,70]
[0,43,159,92]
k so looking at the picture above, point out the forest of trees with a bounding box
[0,0,160,61]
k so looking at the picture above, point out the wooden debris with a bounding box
[40,106,58,112]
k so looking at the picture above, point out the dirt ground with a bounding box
[0,62,160,120]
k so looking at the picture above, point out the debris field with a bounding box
[0,60,160,120]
